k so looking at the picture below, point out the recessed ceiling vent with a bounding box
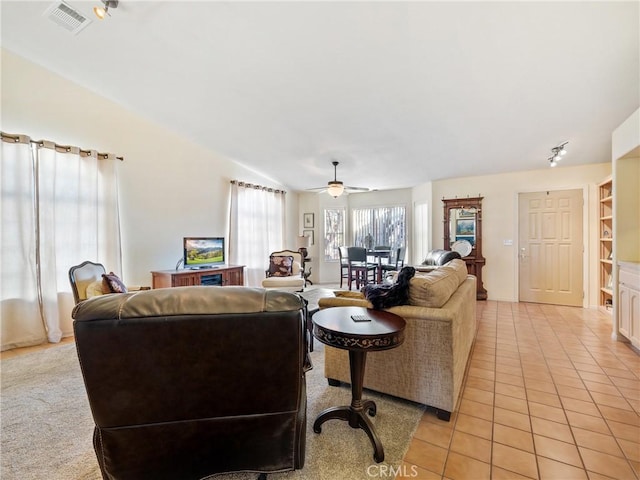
[44,1,92,35]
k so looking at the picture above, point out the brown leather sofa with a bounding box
[422,249,462,266]
[73,286,309,480]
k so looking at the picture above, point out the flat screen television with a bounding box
[183,237,225,269]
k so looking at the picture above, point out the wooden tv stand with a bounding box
[151,265,245,289]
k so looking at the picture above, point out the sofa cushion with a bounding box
[408,259,467,308]
[268,255,294,277]
[334,290,366,299]
[444,259,469,285]
[102,272,128,294]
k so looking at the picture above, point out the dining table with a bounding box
[366,249,391,284]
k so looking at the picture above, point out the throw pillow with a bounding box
[102,272,128,294]
[268,256,294,277]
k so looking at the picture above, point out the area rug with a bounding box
[1,342,425,480]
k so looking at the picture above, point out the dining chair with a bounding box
[346,247,377,290]
[338,246,350,288]
[381,247,406,275]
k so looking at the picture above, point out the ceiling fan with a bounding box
[306,161,370,198]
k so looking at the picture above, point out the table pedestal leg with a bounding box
[313,350,384,463]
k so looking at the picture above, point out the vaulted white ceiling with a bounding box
[2,1,638,192]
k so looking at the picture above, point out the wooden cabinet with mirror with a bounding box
[443,196,487,300]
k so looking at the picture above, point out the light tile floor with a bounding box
[400,301,640,480]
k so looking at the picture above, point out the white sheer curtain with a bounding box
[229,181,285,287]
[1,136,43,349]
[1,133,122,350]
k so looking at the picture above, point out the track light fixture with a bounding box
[94,0,118,20]
[548,141,568,167]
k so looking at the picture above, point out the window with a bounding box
[414,202,429,265]
[323,208,345,261]
[229,181,285,286]
[352,206,406,249]
[1,133,122,349]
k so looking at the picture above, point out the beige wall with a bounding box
[611,108,640,339]
[1,49,298,286]
[612,108,640,263]
[1,48,616,306]
[414,163,611,304]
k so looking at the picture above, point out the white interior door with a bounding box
[518,189,583,306]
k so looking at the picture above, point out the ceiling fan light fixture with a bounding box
[327,181,344,198]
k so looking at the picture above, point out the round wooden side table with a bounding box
[312,306,406,463]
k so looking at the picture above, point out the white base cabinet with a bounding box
[618,262,640,348]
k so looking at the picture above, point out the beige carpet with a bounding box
[1,342,424,480]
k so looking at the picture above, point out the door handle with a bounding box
[519,247,527,260]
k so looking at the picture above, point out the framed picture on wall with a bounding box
[458,208,476,218]
[455,219,475,236]
[303,213,314,228]
[303,229,314,245]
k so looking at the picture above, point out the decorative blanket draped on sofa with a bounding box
[318,259,477,421]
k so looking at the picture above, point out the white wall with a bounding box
[1,49,298,286]
[422,163,611,304]
[1,48,616,303]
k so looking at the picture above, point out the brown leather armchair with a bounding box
[73,286,309,480]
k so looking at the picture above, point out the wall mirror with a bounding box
[442,196,487,300]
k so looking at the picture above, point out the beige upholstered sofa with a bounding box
[317,259,476,421]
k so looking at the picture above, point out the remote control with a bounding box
[351,314,371,322]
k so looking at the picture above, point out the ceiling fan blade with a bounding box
[304,162,372,194]
[304,185,370,194]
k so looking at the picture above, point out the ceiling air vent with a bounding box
[44,1,92,35]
